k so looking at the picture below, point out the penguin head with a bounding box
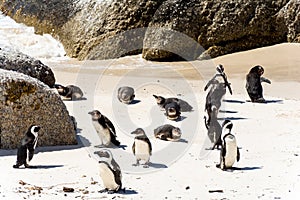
[88,110,102,120]
[153,95,165,106]
[29,125,40,138]
[216,64,224,74]
[94,149,113,163]
[250,65,264,76]
[172,127,182,139]
[131,128,146,136]
[54,84,68,95]
[222,120,233,129]
[22,125,40,145]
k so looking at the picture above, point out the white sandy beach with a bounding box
[0,43,300,199]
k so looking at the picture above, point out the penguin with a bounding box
[216,120,240,170]
[204,105,222,150]
[94,149,123,194]
[153,95,193,112]
[117,86,135,104]
[204,64,232,126]
[165,102,181,121]
[54,84,84,100]
[246,65,271,103]
[13,125,40,168]
[131,128,152,168]
[154,124,182,141]
[88,110,120,147]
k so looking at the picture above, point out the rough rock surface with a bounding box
[0,0,164,60]
[0,47,56,87]
[0,69,77,149]
[0,0,299,61]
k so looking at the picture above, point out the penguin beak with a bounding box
[88,111,92,115]
[153,95,158,99]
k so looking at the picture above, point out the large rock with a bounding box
[0,47,56,87]
[0,0,164,60]
[0,69,77,149]
[0,0,299,61]
[143,0,291,60]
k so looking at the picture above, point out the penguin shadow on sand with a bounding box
[245,99,283,104]
[147,162,168,169]
[127,99,141,105]
[94,144,128,150]
[223,99,246,104]
[220,166,263,172]
[217,117,248,121]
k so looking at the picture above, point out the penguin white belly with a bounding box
[134,139,150,162]
[98,163,119,190]
[92,121,111,146]
[224,138,238,168]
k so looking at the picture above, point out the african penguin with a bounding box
[94,149,123,194]
[153,95,193,112]
[204,64,232,126]
[13,125,40,168]
[54,84,84,100]
[131,128,152,168]
[216,120,240,170]
[88,110,120,147]
[204,105,222,150]
[165,102,181,121]
[154,124,182,142]
[117,86,135,104]
[246,65,271,103]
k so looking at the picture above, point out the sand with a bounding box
[0,43,300,199]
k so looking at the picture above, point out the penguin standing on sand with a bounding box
[153,95,193,112]
[117,86,135,104]
[131,128,152,168]
[246,65,271,103]
[88,110,120,147]
[165,102,181,121]
[94,149,123,194]
[216,120,240,170]
[54,84,84,100]
[154,124,182,142]
[204,64,232,126]
[13,125,40,168]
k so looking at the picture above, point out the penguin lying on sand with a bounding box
[131,128,152,168]
[13,125,40,168]
[117,86,135,104]
[153,95,193,112]
[216,120,240,170]
[88,110,120,147]
[54,84,84,100]
[154,124,182,141]
[165,102,181,121]
[94,149,123,194]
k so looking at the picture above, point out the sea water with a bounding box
[0,12,68,61]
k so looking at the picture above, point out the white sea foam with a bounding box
[0,12,68,61]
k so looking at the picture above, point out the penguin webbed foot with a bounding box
[99,188,108,193]
[107,190,116,194]
[143,164,149,168]
[13,164,20,169]
[132,160,140,167]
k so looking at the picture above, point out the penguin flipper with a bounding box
[236,147,240,162]
[132,142,136,155]
[103,116,116,136]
